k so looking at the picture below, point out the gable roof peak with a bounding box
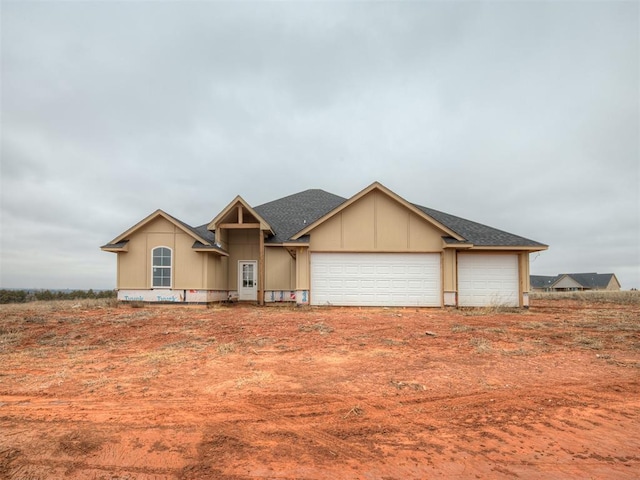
[207,195,273,233]
[290,181,465,241]
[104,209,212,247]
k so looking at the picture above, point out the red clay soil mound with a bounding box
[0,298,638,479]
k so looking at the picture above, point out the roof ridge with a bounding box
[255,188,345,209]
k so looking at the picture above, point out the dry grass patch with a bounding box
[298,322,333,335]
[531,290,640,305]
[451,324,474,333]
[82,374,111,391]
[1,298,119,314]
[0,327,23,351]
[522,321,552,330]
[469,337,492,353]
[460,305,525,316]
[501,347,534,356]
[572,334,604,350]
[485,327,507,335]
[37,331,70,347]
[217,342,237,355]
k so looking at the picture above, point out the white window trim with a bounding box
[151,246,173,289]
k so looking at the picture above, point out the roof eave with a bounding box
[270,242,311,248]
[100,244,129,253]
[191,247,229,256]
[443,243,474,249]
[466,245,549,252]
[191,241,229,256]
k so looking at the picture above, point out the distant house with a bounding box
[530,275,559,291]
[530,273,621,292]
[101,182,548,307]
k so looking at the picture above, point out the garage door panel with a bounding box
[458,254,518,307]
[311,253,441,306]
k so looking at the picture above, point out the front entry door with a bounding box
[238,261,258,301]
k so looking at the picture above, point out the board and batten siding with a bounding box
[308,190,445,253]
[265,247,296,291]
[116,216,213,290]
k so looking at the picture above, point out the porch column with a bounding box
[295,247,310,305]
[442,249,457,306]
[259,231,265,305]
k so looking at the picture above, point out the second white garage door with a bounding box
[310,253,441,306]
[458,254,519,307]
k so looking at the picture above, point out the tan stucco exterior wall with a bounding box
[205,254,226,290]
[116,217,209,290]
[442,249,457,292]
[553,276,582,289]
[519,253,530,293]
[309,190,445,252]
[174,232,205,289]
[296,247,310,290]
[605,277,621,290]
[519,252,530,305]
[226,229,260,290]
[219,257,229,290]
[117,239,146,289]
[265,247,295,290]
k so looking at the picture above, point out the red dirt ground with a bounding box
[0,298,638,479]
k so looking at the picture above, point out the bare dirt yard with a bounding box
[1,294,639,479]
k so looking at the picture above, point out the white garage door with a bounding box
[458,254,519,307]
[310,253,441,306]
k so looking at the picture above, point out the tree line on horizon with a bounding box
[0,289,117,304]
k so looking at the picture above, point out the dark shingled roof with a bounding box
[100,240,129,249]
[121,188,545,249]
[193,224,216,245]
[531,273,618,289]
[413,204,547,247]
[563,273,616,289]
[250,189,545,247]
[254,189,347,244]
[530,275,560,289]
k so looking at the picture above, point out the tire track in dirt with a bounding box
[391,380,640,478]
[199,394,378,461]
[7,374,630,479]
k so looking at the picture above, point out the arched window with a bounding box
[152,247,172,288]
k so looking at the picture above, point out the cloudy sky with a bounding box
[1,1,638,290]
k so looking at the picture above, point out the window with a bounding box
[152,247,172,288]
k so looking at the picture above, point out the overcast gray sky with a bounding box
[1,1,638,290]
